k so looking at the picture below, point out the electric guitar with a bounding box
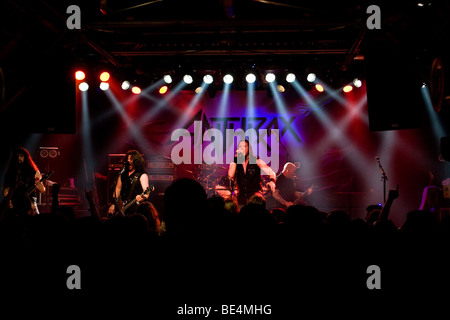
[275,185,318,209]
[117,184,155,216]
[5,171,53,216]
[26,171,54,197]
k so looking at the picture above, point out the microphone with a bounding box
[375,156,387,180]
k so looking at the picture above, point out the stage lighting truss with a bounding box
[74,67,364,94]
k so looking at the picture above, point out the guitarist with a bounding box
[2,147,46,217]
[108,150,150,216]
[272,162,313,209]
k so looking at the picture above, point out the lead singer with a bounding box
[228,139,277,207]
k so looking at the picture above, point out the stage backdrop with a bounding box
[4,84,446,226]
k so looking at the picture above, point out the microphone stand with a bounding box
[376,157,388,203]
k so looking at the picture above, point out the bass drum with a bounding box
[214,176,234,200]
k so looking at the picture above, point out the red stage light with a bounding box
[343,85,353,93]
[159,85,168,94]
[315,84,324,92]
[99,72,110,82]
[75,70,85,81]
[131,86,141,94]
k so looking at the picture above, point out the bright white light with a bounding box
[353,78,362,88]
[100,82,109,91]
[121,81,131,90]
[223,74,233,84]
[78,82,89,91]
[163,75,173,84]
[183,75,193,84]
[246,73,256,84]
[265,73,275,83]
[203,75,213,84]
[286,73,296,83]
[307,73,316,82]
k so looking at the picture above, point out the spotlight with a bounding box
[277,85,285,93]
[246,73,256,84]
[353,78,362,88]
[78,82,89,91]
[223,74,233,84]
[195,87,203,94]
[265,73,275,83]
[99,71,110,82]
[131,86,141,94]
[343,85,353,93]
[121,81,131,90]
[315,84,324,92]
[99,82,109,91]
[203,75,213,84]
[286,73,296,83]
[159,85,168,94]
[183,74,193,84]
[307,73,316,82]
[163,75,173,84]
[75,70,85,81]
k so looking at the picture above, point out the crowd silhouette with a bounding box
[1,177,449,315]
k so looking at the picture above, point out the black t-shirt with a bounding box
[235,158,262,204]
[275,173,296,203]
[120,170,144,203]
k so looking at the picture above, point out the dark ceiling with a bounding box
[1,0,450,100]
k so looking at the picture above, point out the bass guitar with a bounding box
[117,183,155,216]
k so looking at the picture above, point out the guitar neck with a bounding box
[27,172,53,196]
[123,199,137,212]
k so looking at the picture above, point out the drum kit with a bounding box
[182,164,236,199]
[180,163,279,200]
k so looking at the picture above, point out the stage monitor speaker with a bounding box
[365,32,424,131]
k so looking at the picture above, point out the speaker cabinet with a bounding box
[365,32,424,131]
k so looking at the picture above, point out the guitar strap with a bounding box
[125,173,141,203]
